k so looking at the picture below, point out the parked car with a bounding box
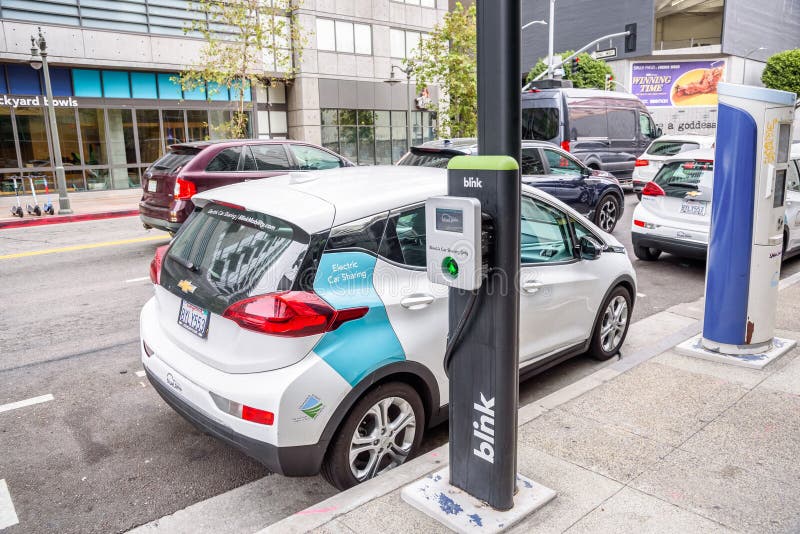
[631,146,800,261]
[141,165,636,490]
[632,134,715,199]
[398,139,626,232]
[139,140,353,234]
[521,86,661,185]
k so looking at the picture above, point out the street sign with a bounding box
[592,48,617,60]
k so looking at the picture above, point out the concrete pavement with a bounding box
[264,276,800,533]
[0,188,142,228]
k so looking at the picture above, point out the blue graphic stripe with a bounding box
[312,252,405,386]
[703,102,757,345]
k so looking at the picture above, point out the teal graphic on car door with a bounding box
[312,251,405,386]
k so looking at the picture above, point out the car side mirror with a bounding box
[654,127,663,138]
[581,166,591,178]
[579,235,603,260]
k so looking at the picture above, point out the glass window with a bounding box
[572,219,596,242]
[357,110,375,126]
[421,0,435,6]
[72,69,102,97]
[376,124,392,165]
[646,141,701,157]
[543,149,582,175]
[157,73,182,100]
[321,109,338,126]
[242,146,258,171]
[161,109,186,146]
[206,147,242,172]
[326,213,386,254]
[317,19,336,51]
[136,109,162,164]
[78,109,107,165]
[0,108,18,169]
[289,145,342,170]
[339,109,357,125]
[787,160,800,193]
[390,29,406,58]
[520,197,574,264]
[653,159,714,199]
[522,107,559,141]
[354,24,372,54]
[639,113,655,138]
[521,148,545,175]
[7,64,41,95]
[322,126,339,154]
[102,71,131,98]
[50,68,73,97]
[405,31,421,58]
[335,21,354,53]
[131,72,158,99]
[379,205,427,267]
[567,106,608,140]
[339,126,358,161]
[64,170,86,193]
[16,106,50,167]
[106,109,137,165]
[250,144,291,171]
[208,110,231,139]
[607,109,637,140]
[358,126,375,165]
[55,108,81,167]
[186,110,209,141]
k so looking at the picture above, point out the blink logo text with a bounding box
[464,176,482,188]
[472,392,495,464]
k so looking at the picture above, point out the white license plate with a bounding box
[178,299,210,338]
[147,179,157,192]
[680,200,706,216]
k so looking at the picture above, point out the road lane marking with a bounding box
[0,480,19,530]
[125,276,151,284]
[637,292,647,298]
[0,234,169,261]
[0,394,54,414]
[135,370,146,377]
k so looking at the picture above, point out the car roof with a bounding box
[651,133,715,145]
[168,139,305,151]
[411,138,559,154]
[522,87,643,101]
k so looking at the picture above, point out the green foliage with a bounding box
[178,0,306,139]
[526,51,613,89]
[762,49,800,96]
[404,2,477,138]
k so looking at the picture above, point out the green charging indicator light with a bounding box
[442,256,459,278]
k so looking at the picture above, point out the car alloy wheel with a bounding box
[596,196,618,232]
[349,396,417,482]
[600,295,628,353]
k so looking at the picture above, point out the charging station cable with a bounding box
[443,289,481,377]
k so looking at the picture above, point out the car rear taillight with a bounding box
[635,159,649,167]
[174,178,196,200]
[150,244,169,284]
[241,405,275,425]
[223,291,368,337]
[642,182,665,197]
[561,140,571,152]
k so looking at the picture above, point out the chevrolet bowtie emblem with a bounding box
[177,279,197,293]
[685,190,701,197]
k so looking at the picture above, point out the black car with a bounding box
[397,138,625,232]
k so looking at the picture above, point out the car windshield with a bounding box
[646,141,701,157]
[396,150,455,168]
[653,160,714,198]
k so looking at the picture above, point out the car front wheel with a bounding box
[321,382,424,490]
[594,195,620,233]
[589,286,632,361]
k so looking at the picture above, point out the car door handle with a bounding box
[522,280,543,294]
[400,294,435,309]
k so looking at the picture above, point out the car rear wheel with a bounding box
[633,244,661,261]
[589,286,632,361]
[594,195,620,233]
[321,382,425,490]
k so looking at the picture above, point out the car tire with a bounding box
[633,244,662,261]
[321,382,425,490]
[589,285,633,361]
[594,194,620,233]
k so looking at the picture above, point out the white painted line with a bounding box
[0,394,54,414]
[637,292,647,298]
[0,479,19,530]
[135,370,146,378]
[125,276,150,284]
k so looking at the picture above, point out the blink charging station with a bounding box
[677,83,798,368]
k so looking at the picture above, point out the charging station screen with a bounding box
[778,124,791,164]
[774,170,787,208]
[436,208,463,233]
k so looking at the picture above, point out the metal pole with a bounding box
[38,32,72,214]
[407,73,413,149]
[546,0,555,78]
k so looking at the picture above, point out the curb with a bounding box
[0,209,140,229]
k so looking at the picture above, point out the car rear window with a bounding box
[160,203,311,314]
[653,160,714,198]
[150,147,201,174]
[396,150,455,168]
[646,141,701,157]
[521,107,559,141]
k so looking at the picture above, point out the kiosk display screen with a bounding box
[778,124,791,164]
[774,169,787,208]
[436,208,463,233]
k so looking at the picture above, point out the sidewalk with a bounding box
[0,188,142,229]
[265,277,800,533]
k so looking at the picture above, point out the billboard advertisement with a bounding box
[631,60,726,107]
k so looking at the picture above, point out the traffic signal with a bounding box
[570,56,580,72]
[604,73,614,90]
[625,23,637,53]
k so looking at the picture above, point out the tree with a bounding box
[762,49,800,96]
[404,2,477,138]
[179,0,306,139]
[526,51,613,89]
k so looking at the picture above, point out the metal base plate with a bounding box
[675,335,796,369]
[400,468,556,533]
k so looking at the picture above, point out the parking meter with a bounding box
[703,83,797,354]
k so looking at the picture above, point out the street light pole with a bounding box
[742,47,767,85]
[30,27,71,214]
[546,0,555,78]
[385,65,415,150]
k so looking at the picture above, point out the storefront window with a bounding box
[162,109,186,146]
[136,109,162,164]
[375,111,392,165]
[64,169,86,192]
[16,106,50,168]
[207,110,230,140]
[391,111,407,163]
[79,108,107,165]
[106,109,136,165]
[187,110,209,141]
[0,108,18,169]
[56,108,82,167]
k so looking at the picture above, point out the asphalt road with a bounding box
[4,194,800,533]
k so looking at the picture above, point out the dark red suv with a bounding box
[139,140,352,234]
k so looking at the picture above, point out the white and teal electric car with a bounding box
[140,165,636,489]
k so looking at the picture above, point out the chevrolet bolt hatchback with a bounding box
[140,165,636,490]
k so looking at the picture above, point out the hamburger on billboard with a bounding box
[631,60,726,107]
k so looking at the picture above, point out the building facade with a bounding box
[0,0,446,196]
